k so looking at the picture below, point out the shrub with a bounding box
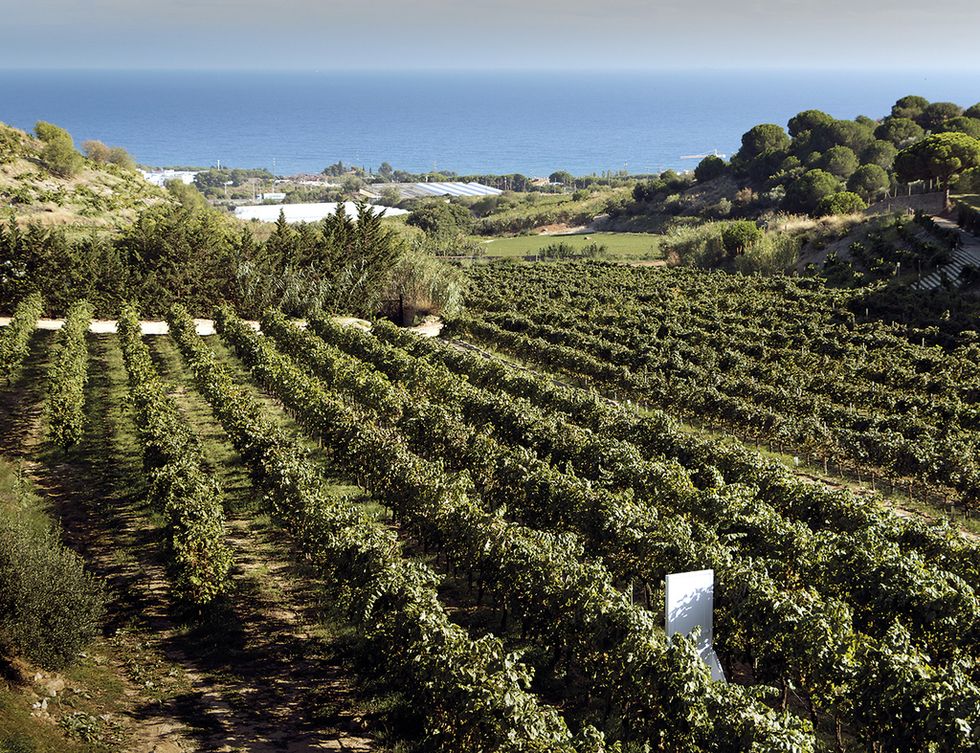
[816,191,868,217]
[0,522,105,669]
[721,220,763,257]
[34,122,83,179]
[694,155,726,182]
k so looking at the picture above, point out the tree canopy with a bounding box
[846,164,890,203]
[34,121,83,178]
[895,132,980,204]
[694,155,727,183]
[737,124,790,160]
[787,110,834,138]
[874,118,925,148]
[816,191,867,217]
[891,95,929,121]
[819,145,860,179]
[783,169,840,214]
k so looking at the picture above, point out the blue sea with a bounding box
[0,69,977,176]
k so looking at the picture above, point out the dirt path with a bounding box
[1,331,377,752]
[147,334,376,753]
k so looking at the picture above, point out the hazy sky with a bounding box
[2,0,980,70]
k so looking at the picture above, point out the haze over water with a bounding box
[1,69,978,176]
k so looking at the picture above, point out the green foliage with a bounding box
[737,123,790,159]
[694,154,726,182]
[548,170,574,185]
[82,139,136,170]
[46,300,92,448]
[891,95,930,121]
[165,179,209,211]
[966,103,980,120]
[117,305,232,607]
[169,306,591,752]
[918,101,963,132]
[0,521,105,670]
[860,139,898,169]
[847,164,890,202]
[720,220,762,257]
[874,117,926,148]
[815,191,868,216]
[406,201,474,236]
[938,116,980,140]
[385,247,467,319]
[805,119,875,154]
[895,132,980,188]
[33,121,83,178]
[787,110,834,138]
[818,145,859,179]
[783,168,840,214]
[0,293,43,379]
[0,123,26,164]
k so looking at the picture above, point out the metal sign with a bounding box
[665,569,726,682]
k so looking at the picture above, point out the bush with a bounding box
[0,522,105,669]
[0,124,25,165]
[816,191,868,217]
[721,220,763,257]
[783,169,840,214]
[407,201,474,236]
[694,155,726,182]
[34,122,83,179]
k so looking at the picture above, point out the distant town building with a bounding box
[260,192,287,201]
[361,181,503,201]
[140,169,198,187]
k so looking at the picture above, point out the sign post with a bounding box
[665,569,726,682]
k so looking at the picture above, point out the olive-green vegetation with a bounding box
[0,460,105,670]
[0,121,169,231]
[467,231,663,259]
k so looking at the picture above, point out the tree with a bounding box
[816,191,867,216]
[82,139,135,170]
[720,221,762,257]
[783,169,840,214]
[737,124,790,160]
[107,147,136,171]
[787,110,833,138]
[860,140,898,169]
[406,201,474,236]
[82,139,111,162]
[874,117,925,148]
[891,95,929,121]
[34,121,83,178]
[847,164,890,202]
[378,186,402,206]
[894,132,980,208]
[966,103,980,120]
[819,145,859,179]
[694,155,726,182]
[937,116,980,140]
[808,120,874,153]
[549,170,574,186]
[917,102,963,132]
[165,179,209,211]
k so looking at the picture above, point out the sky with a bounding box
[2,0,980,71]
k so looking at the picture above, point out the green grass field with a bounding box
[470,232,663,259]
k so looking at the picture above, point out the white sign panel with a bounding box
[665,569,726,682]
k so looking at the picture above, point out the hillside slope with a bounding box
[0,122,171,231]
